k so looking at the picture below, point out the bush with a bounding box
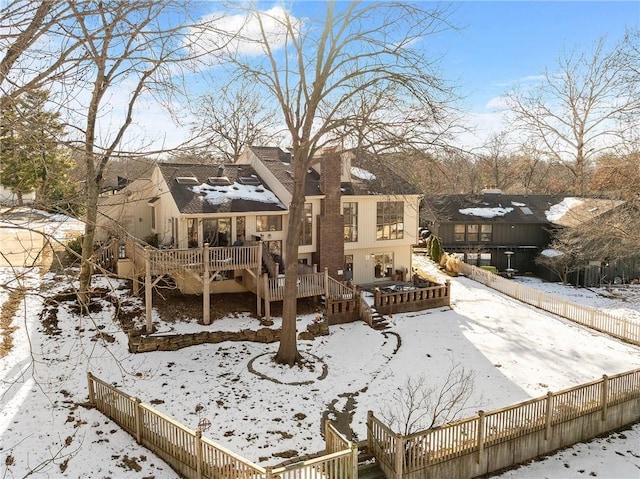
[144,233,159,248]
[66,236,83,264]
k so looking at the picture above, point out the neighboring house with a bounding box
[0,185,35,205]
[421,190,625,279]
[97,146,421,291]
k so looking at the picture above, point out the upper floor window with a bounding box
[256,215,282,232]
[376,201,404,240]
[454,224,492,242]
[300,203,313,245]
[467,224,479,242]
[343,202,358,242]
[480,224,492,242]
[454,224,465,242]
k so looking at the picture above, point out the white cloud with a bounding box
[485,96,509,110]
[186,6,301,63]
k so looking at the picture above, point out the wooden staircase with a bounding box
[357,443,386,479]
[369,309,390,330]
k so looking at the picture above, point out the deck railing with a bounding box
[460,263,640,346]
[147,245,261,276]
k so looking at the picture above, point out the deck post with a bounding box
[257,242,263,316]
[324,267,329,300]
[144,247,153,333]
[394,432,403,479]
[264,273,270,321]
[203,243,210,325]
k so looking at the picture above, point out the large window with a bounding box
[343,202,358,242]
[203,218,231,246]
[256,215,282,232]
[187,218,198,247]
[300,203,313,245]
[376,201,404,240]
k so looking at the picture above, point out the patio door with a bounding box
[374,253,393,280]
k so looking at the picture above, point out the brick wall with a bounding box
[316,152,344,280]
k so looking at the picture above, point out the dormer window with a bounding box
[207,176,231,186]
[175,176,199,185]
[238,176,261,186]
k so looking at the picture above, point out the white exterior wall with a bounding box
[343,194,420,284]
[96,178,156,242]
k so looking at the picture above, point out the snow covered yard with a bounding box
[0,257,639,478]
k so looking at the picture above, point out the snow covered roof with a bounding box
[423,194,625,226]
[159,163,287,214]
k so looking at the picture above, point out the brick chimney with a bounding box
[314,150,344,280]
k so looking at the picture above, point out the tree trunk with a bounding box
[274,152,309,366]
[78,153,99,309]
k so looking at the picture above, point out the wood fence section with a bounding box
[87,372,266,479]
[460,263,640,346]
[87,373,357,479]
[367,369,640,479]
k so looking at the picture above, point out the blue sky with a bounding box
[436,1,639,114]
[120,1,640,151]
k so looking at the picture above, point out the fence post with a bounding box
[203,243,210,325]
[477,410,485,465]
[545,391,553,440]
[134,397,142,443]
[144,247,153,333]
[324,419,331,452]
[87,372,95,406]
[196,429,203,479]
[351,441,359,479]
[367,410,373,454]
[601,375,609,421]
[537,291,542,308]
[394,433,403,479]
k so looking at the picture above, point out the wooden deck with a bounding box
[107,239,450,332]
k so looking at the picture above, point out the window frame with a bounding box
[300,203,313,245]
[376,201,404,241]
[256,215,282,232]
[343,202,358,242]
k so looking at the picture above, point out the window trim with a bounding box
[376,201,404,241]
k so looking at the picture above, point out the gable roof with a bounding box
[247,146,322,197]
[422,193,624,226]
[158,162,286,215]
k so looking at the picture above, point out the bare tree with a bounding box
[208,1,455,364]
[536,235,586,285]
[382,358,476,436]
[190,79,280,163]
[476,131,517,192]
[506,35,640,195]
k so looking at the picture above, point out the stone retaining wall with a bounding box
[128,320,329,353]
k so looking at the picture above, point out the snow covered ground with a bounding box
[0,257,638,478]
